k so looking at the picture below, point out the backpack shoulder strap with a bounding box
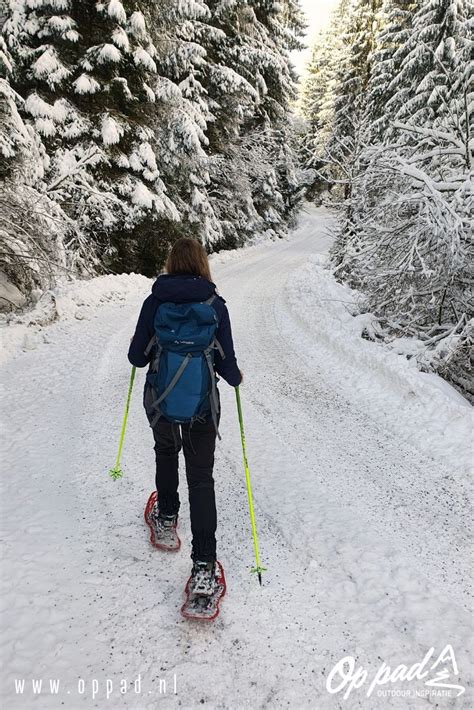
[145,334,157,357]
[213,338,225,359]
[145,301,164,356]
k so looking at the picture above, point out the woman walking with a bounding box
[128,238,242,598]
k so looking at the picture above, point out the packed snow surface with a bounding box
[0,206,472,709]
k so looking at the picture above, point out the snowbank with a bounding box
[287,254,473,476]
[0,272,151,365]
[210,230,288,266]
[0,226,282,366]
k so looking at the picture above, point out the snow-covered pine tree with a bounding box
[305,0,382,267]
[386,0,472,131]
[325,0,382,191]
[299,6,348,199]
[199,0,265,246]
[2,0,306,284]
[271,118,306,222]
[365,0,417,141]
[0,33,76,309]
[144,0,225,250]
[1,33,23,181]
[300,25,334,142]
[301,0,377,206]
[4,0,179,273]
[250,1,306,229]
[330,0,473,399]
[197,0,305,246]
[249,0,305,119]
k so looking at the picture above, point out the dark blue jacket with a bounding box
[128,274,242,387]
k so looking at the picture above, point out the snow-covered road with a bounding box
[1,207,471,709]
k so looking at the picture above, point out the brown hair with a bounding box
[165,237,213,282]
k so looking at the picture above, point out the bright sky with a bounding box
[291,0,340,77]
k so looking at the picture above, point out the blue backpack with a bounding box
[144,295,223,435]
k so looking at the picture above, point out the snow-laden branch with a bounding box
[384,156,467,193]
[393,121,466,151]
[46,149,102,193]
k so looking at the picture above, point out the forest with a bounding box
[0,0,472,397]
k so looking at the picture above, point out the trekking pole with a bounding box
[235,386,266,585]
[109,366,136,480]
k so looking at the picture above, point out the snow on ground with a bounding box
[0,272,150,364]
[0,205,472,709]
[286,251,473,477]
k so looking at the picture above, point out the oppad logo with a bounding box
[326,645,465,699]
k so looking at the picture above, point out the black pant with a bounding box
[150,416,218,562]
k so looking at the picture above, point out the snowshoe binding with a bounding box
[144,491,181,552]
[181,560,226,621]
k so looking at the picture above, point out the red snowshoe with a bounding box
[181,561,226,621]
[144,491,181,552]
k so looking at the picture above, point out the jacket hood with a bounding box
[151,273,216,304]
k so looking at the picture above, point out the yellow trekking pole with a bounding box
[109,366,136,480]
[235,386,266,585]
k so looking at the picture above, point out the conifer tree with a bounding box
[5,0,179,271]
[145,0,223,249]
[198,0,305,245]
[1,32,74,303]
[326,0,382,191]
[365,0,417,140]
[326,0,471,395]
[2,0,305,275]
[386,0,471,131]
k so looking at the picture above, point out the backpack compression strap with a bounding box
[148,353,193,428]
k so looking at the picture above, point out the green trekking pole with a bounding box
[109,366,136,480]
[235,386,266,585]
